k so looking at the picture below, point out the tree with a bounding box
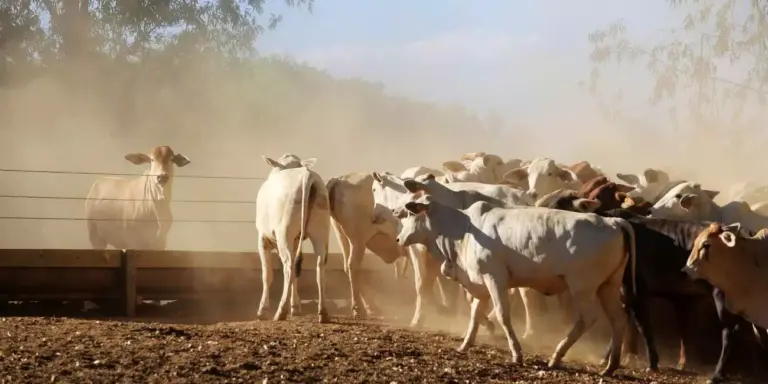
[587,0,768,130]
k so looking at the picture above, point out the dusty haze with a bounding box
[0,51,765,253]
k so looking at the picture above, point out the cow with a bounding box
[85,145,190,307]
[683,222,768,383]
[616,168,684,204]
[651,183,768,234]
[371,172,534,327]
[542,195,764,382]
[727,182,768,206]
[501,157,582,201]
[569,161,606,184]
[393,196,636,377]
[255,153,331,323]
[326,172,407,319]
[439,153,523,185]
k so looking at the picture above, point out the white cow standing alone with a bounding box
[255,153,331,323]
[394,195,636,376]
[85,145,190,251]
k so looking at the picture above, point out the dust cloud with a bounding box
[1,50,765,252]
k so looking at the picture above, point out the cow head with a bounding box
[263,153,316,173]
[503,157,581,201]
[650,182,720,221]
[683,222,743,282]
[534,189,601,213]
[616,168,671,202]
[125,146,190,188]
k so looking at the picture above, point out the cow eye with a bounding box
[674,194,682,199]
[547,173,552,177]
[702,242,710,249]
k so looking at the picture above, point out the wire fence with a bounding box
[0,167,262,224]
[0,168,266,181]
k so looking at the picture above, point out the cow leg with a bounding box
[85,224,108,312]
[256,237,274,320]
[710,288,739,384]
[548,289,599,370]
[518,288,537,340]
[595,277,628,377]
[290,239,302,317]
[347,241,371,319]
[672,298,692,370]
[627,295,659,371]
[330,219,350,275]
[483,276,523,363]
[408,246,429,327]
[434,272,459,316]
[309,236,330,324]
[272,236,295,321]
[458,296,490,352]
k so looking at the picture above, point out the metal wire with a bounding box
[0,216,253,223]
[0,194,255,204]
[0,168,265,181]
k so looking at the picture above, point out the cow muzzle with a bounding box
[157,173,170,186]
[681,265,698,280]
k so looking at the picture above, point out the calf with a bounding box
[394,196,636,377]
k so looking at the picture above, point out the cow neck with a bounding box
[430,204,472,266]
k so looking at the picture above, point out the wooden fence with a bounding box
[0,249,407,316]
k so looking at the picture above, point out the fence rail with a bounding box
[0,249,400,317]
[0,194,255,204]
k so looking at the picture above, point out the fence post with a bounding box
[121,249,137,317]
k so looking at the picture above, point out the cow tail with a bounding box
[294,170,312,278]
[617,219,637,296]
[326,177,339,219]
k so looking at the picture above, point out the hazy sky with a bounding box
[257,0,679,126]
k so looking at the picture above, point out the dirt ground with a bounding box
[0,302,719,384]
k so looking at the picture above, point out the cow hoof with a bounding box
[256,311,270,321]
[511,354,523,364]
[706,377,722,384]
[599,367,616,377]
[318,313,330,324]
[273,312,288,321]
[457,346,469,353]
[646,366,659,373]
[546,359,560,369]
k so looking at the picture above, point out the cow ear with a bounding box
[615,183,635,193]
[574,198,601,213]
[678,194,699,210]
[371,172,385,184]
[125,153,151,165]
[424,173,436,181]
[263,156,282,169]
[300,158,317,168]
[616,173,639,185]
[643,169,659,183]
[721,222,742,234]
[404,201,429,215]
[172,153,191,167]
[719,231,737,247]
[703,189,720,200]
[558,168,578,182]
[403,179,426,193]
[503,167,528,183]
[442,161,467,173]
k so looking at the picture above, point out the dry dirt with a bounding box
[0,311,712,384]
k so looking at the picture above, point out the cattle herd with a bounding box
[81,146,768,384]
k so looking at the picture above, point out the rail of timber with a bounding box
[0,250,403,317]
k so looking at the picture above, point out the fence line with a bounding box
[0,194,255,204]
[0,168,265,181]
[0,216,253,223]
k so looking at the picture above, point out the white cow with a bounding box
[650,182,768,235]
[371,172,535,328]
[394,196,636,377]
[442,153,523,185]
[326,172,407,319]
[502,157,582,201]
[727,182,768,205]
[85,145,190,307]
[615,168,684,204]
[85,145,190,251]
[256,153,331,323]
